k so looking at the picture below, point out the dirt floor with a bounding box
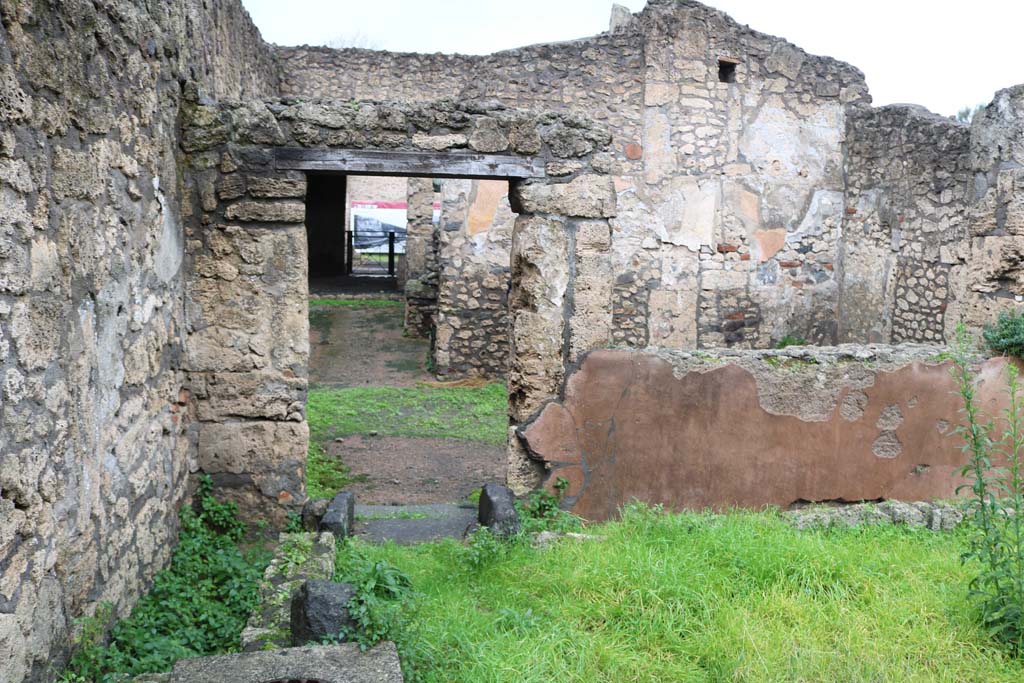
[309,299,507,504]
[328,435,505,505]
[309,304,431,387]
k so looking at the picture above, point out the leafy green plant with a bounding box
[951,324,1024,654]
[193,475,247,541]
[462,527,507,569]
[984,310,1024,358]
[59,604,115,683]
[334,548,416,648]
[774,335,807,348]
[279,533,314,568]
[284,512,304,534]
[59,477,266,682]
[516,477,583,534]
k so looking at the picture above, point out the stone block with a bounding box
[302,498,331,531]
[468,117,509,153]
[193,371,307,421]
[169,643,403,683]
[477,483,520,538]
[225,200,305,223]
[290,580,358,645]
[540,121,610,158]
[197,420,308,508]
[218,174,245,200]
[320,491,356,538]
[242,532,336,651]
[247,177,307,199]
[412,133,467,151]
[512,175,616,218]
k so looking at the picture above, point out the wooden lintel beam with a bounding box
[274,148,546,179]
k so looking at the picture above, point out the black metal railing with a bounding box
[343,229,405,276]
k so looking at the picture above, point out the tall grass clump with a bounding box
[951,324,1024,654]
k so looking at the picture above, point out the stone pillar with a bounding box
[403,177,438,339]
[506,175,616,492]
[184,162,311,524]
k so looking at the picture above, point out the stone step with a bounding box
[353,504,476,545]
[169,642,403,683]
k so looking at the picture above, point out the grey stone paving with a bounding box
[169,642,403,683]
[354,504,477,545]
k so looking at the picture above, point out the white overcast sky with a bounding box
[241,0,1023,117]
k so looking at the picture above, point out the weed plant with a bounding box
[59,477,266,682]
[951,325,1024,654]
[984,310,1024,358]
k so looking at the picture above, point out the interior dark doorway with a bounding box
[305,172,404,297]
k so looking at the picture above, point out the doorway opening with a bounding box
[303,171,513,530]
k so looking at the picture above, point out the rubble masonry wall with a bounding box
[0,1,276,680]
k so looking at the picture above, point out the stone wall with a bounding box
[433,180,514,379]
[520,346,1010,521]
[273,0,872,350]
[274,1,1024,356]
[949,86,1024,338]
[0,1,276,681]
[404,178,439,339]
[839,106,972,343]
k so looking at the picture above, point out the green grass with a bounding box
[307,384,508,447]
[306,441,368,500]
[341,507,1024,683]
[309,297,402,308]
[305,383,507,498]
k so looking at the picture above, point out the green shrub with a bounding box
[984,310,1024,358]
[951,325,1024,655]
[60,477,266,682]
[774,335,807,349]
[462,527,508,569]
[284,512,304,534]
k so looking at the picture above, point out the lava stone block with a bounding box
[319,491,355,538]
[477,483,520,538]
[290,580,358,646]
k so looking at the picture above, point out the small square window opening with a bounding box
[718,60,737,83]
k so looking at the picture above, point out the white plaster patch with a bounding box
[152,177,183,283]
[642,107,673,184]
[788,189,845,243]
[657,176,721,251]
[739,104,844,229]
